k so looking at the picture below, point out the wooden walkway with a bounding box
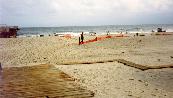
[58,59,173,71]
[0,64,94,98]
[116,59,173,70]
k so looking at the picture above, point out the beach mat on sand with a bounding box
[58,59,173,71]
[116,59,173,70]
[0,64,94,98]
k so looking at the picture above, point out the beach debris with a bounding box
[90,92,95,97]
[157,59,161,62]
[139,34,145,36]
[136,33,139,36]
[151,94,156,96]
[138,80,143,82]
[129,78,134,80]
[33,60,37,63]
[128,94,133,96]
[145,83,148,86]
[40,34,44,37]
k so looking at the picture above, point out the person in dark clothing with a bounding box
[81,32,84,43]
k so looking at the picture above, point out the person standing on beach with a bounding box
[81,32,84,43]
[106,31,110,35]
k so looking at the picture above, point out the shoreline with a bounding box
[16,31,173,38]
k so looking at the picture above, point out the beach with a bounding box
[0,34,173,97]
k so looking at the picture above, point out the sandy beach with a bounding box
[2,0,173,97]
[0,35,173,97]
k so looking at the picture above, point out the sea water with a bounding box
[17,24,173,36]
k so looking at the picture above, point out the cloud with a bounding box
[1,0,173,26]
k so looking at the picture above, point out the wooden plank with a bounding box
[115,59,173,70]
[0,64,94,98]
[149,64,173,69]
[59,59,116,65]
[115,59,149,70]
[58,59,173,71]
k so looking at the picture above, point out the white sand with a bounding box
[56,63,173,98]
[0,35,173,97]
[1,35,173,67]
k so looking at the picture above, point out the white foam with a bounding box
[166,29,173,32]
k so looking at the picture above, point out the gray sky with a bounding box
[1,0,173,27]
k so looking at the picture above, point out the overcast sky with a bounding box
[1,0,173,27]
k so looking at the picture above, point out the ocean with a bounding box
[18,24,173,36]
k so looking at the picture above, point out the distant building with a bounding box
[0,24,20,38]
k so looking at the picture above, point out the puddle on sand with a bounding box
[0,64,94,98]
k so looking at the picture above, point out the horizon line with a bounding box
[20,24,173,28]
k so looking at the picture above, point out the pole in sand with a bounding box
[79,37,81,45]
[0,62,2,71]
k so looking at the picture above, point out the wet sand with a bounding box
[0,35,173,97]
